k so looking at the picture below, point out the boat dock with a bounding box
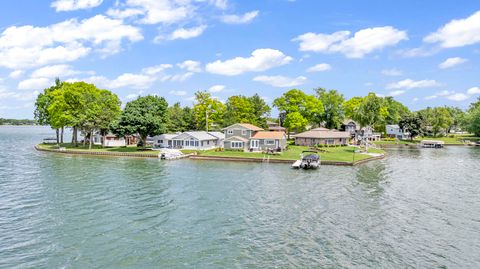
[420,140,445,148]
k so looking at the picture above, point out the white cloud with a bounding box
[0,15,143,69]
[220,10,259,24]
[9,70,24,79]
[438,57,467,69]
[31,64,82,78]
[51,0,103,11]
[141,64,173,75]
[169,90,187,96]
[381,68,402,76]
[108,0,194,24]
[253,75,307,88]
[18,78,52,90]
[412,97,419,102]
[386,79,441,90]
[307,63,331,72]
[125,93,139,100]
[209,0,228,9]
[446,93,470,101]
[156,25,207,42]
[436,90,453,96]
[424,95,437,100]
[177,60,202,72]
[206,48,292,76]
[293,26,407,58]
[164,72,194,82]
[108,73,156,89]
[424,11,480,48]
[208,84,225,93]
[397,47,439,58]
[0,89,40,101]
[467,87,480,95]
[388,90,405,97]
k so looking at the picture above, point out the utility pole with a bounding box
[205,110,209,132]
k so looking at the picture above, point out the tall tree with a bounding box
[315,88,345,129]
[343,97,363,120]
[193,91,225,131]
[399,113,423,141]
[34,78,63,143]
[355,93,387,129]
[249,94,271,128]
[431,107,453,137]
[384,97,410,124]
[113,95,169,146]
[223,95,256,127]
[273,89,323,134]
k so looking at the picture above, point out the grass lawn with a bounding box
[374,140,418,145]
[192,145,383,163]
[37,143,161,155]
[414,134,480,144]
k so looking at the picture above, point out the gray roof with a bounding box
[386,124,400,128]
[207,132,225,139]
[172,131,220,141]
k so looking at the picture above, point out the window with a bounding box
[195,141,199,147]
[158,140,162,143]
[325,139,334,145]
[265,140,275,145]
[242,130,247,135]
[231,141,244,148]
[227,129,234,134]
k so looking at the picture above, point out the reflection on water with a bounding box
[1,126,480,268]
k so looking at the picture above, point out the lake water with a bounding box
[1,126,480,268]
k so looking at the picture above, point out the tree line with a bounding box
[35,80,480,148]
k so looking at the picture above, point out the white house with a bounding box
[93,133,137,147]
[386,124,410,140]
[151,133,179,148]
[170,131,225,150]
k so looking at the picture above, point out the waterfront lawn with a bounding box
[374,140,418,145]
[37,143,161,155]
[195,145,383,163]
[414,134,480,144]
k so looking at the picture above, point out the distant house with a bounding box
[267,120,286,132]
[93,133,137,147]
[386,125,410,140]
[223,123,287,152]
[250,131,287,151]
[294,127,350,146]
[170,131,224,150]
[341,119,359,136]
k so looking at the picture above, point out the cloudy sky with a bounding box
[0,0,480,119]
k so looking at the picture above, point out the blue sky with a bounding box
[0,0,480,119]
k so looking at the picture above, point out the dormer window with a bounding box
[227,129,233,135]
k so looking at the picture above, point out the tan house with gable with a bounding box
[294,127,350,146]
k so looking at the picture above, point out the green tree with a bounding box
[113,95,169,146]
[399,113,423,140]
[315,88,345,129]
[273,89,323,135]
[166,102,196,132]
[355,93,387,129]
[431,107,453,137]
[223,95,255,127]
[384,97,410,124]
[343,97,363,120]
[283,111,309,137]
[445,106,466,132]
[249,94,271,128]
[193,91,225,131]
[34,78,63,143]
[466,106,480,137]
